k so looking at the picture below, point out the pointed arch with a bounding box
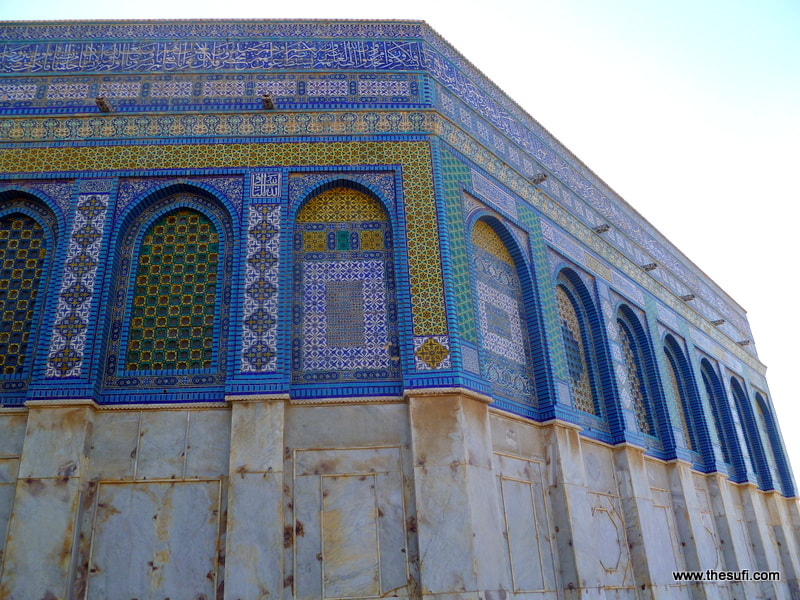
[663,335,702,457]
[730,377,769,487]
[291,185,401,390]
[102,190,234,394]
[0,194,59,389]
[754,393,795,496]
[700,358,744,479]
[469,216,536,404]
[555,268,609,417]
[616,306,660,438]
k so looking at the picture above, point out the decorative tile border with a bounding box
[241,204,280,373]
[0,21,426,42]
[0,111,438,142]
[413,335,451,370]
[46,193,108,377]
[0,72,424,113]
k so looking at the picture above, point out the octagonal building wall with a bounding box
[0,19,798,600]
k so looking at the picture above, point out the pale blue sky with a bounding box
[2,0,799,475]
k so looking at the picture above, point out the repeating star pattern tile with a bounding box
[0,214,46,375]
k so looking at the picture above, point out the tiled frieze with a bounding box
[0,110,438,142]
[241,203,280,373]
[469,169,518,219]
[432,83,751,340]
[0,72,424,113]
[0,40,425,74]
[46,193,108,378]
[0,21,427,41]
[435,127,759,370]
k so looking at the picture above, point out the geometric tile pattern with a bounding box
[297,187,387,222]
[0,213,46,375]
[413,335,451,370]
[292,187,400,383]
[115,176,244,219]
[103,193,233,390]
[472,221,534,400]
[0,18,759,358]
[617,317,655,436]
[556,286,597,415]
[289,173,396,212]
[46,194,108,378]
[241,204,280,373]
[124,209,218,371]
[472,219,513,264]
[0,141,446,338]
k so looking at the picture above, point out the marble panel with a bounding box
[18,406,92,478]
[285,404,408,450]
[224,472,284,600]
[0,413,26,456]
[87,410,139,480]
[135,410,188,480]
[229,400,284,474]
[493,454,557,593]
[412,463,475,593]
[648,488,684,580]
[0,483,14,562]
[321,474,381,598]
[489,414,521,457]
[86,481,221,600]
[693,481,724,572]
[185,409,231,478]
[645,458,669,490]
[408,395,470,468]
[293,446,411,600]
[588,491,633,590]
[290,448,409,598]
[294,471,324,600]
[0,477,82,600]
[465,464,507,591]
[461,399,493,471]
[501,478,546,591]
[374,471,410,594]
[582,442,618,496]
[295,447,400,477]
[0,458,18,484]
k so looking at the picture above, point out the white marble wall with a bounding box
[0,395,798,600]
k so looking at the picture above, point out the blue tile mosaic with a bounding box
[46,193,108,378]
[241,204,280,373]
